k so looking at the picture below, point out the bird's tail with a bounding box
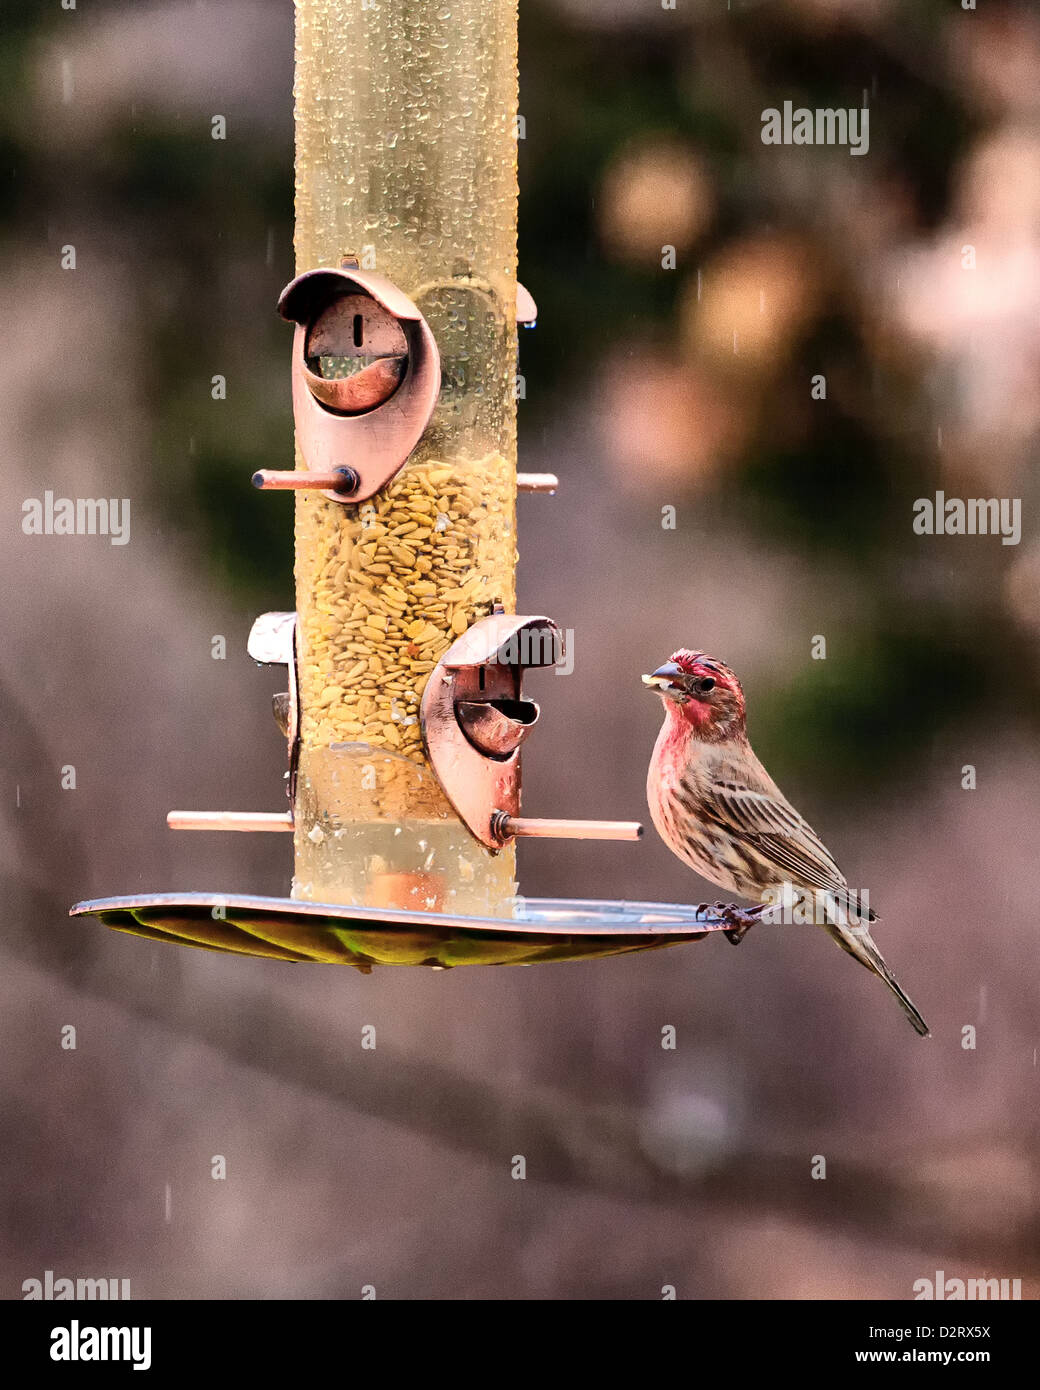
[826,920,930,1037]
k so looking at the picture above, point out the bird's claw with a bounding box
[713,901,765,945]
[693,901,760,943]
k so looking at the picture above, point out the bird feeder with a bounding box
[71,0,731,966]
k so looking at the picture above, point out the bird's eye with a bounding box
[695,677,715,694]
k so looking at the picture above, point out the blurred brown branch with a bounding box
[7,875,1038,1271]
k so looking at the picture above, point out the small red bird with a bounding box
[644,649,929,1036]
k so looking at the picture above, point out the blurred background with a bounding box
[2,0,1038,1299]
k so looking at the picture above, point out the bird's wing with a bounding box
[688,764,852,898]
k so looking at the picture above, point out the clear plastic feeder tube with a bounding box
[292,0,519,914]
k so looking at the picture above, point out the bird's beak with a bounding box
[641,661,684,699]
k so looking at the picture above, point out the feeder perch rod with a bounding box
[253,469,557,495]
[252,468,359,494]
[516,473,559,494]
[167,811,294,833]
[165,811,641,843]
[494,815,642,842]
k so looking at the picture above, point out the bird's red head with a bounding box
[643,649,746,740]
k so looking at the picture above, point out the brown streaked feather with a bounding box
[678,744,877,919]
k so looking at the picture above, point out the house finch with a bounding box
[644,649,930,1036]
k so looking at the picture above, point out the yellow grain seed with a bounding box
[297,454,516,762]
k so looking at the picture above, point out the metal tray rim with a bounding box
[70,891,730,938]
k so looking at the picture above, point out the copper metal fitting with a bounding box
[273,261,441,503]
[421,614,644,850]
